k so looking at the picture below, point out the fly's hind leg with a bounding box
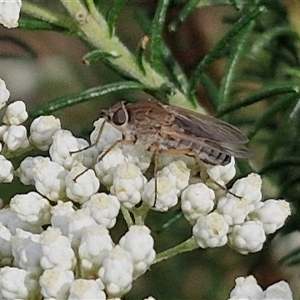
[194,155,241,199]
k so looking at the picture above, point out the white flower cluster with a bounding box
[0,79,292,298]
[228,275,293,299]
[182,160,291,254]
[0,81,157,299]
[0,205,155,299]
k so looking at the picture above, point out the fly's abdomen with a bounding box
[196,147,231,166]
[158,137,231,166]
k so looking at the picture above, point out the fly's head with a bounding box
[104,101,129,127]
[102,101,135,140]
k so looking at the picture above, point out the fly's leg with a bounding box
[97,139,134,161]
[70,119,107,156]
[74,139,134,182]
[148,143,160,207]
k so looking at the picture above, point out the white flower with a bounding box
[3,125,29,151]
[0,267,38,299]
[65,163,100,204]
[249,199,291,234]
[229,173,262,209]
[122,144,152,172]
[0,125,8,140]
[90,117,122,152]
[32,157,67,201]
[40,227,76,271]
[83,193,120,228]
[229,277,293,300]
[0,155,14,183]
[3,101,28,125]
[75,140,99,169]
[10,192,51,226]
[95,147,126,187]
[0,78,10,109]
[119,225,155,279]
[157,153,196,172]
[110,162,147,209]
[181,183,215,225]
[50,201,75,237]
[39,269,74,299]
[11,229,42,276]
[68,279,106,300]
[204,157,236,191]
[263,280,293,299]
[0,223,12,266]
[0,208,43,235]
[98,245,134,298]
[228,275,264,300]
[142,176,178,211]
[49,130,88,170]
[29,115,61,151]
[217,194,252,226]
[228,221,266,254]
[193,212,229,248]
[0,0,22,28]
[16,156,44,185]
[60,209,97,249]
[157,160,190,192]
[78,224,114,277]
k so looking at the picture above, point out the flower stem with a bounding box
[153,237,199,264]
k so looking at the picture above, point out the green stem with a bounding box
[121,207,134,227]
[21,2,77,31]
[131,202,151,225]
[58,0,203,112]
[153,237,199,264]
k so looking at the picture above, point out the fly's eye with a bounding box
[112,108,127,125]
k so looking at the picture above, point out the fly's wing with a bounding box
[165,104,250,158]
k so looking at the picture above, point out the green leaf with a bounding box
[136,9,192,101]
[169,0,246,31]
[150,0,171,73]
[106,0,130,36]
[169,0,203,31]
[218,20,254,114]
[189,5,265,97]
[249,26,297,60]
[154,211,184,234]
[136,36,148,75]
[264,105,295,162]
[259,158,300,175]
[83,50,120,65]
[198,74,219,109]
[28,81,146,118]
[216,84,300,117]
[249,95,298,139]
[19,17,64,31]
[279,246,300,266]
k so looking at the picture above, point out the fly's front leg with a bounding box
[97,139,134,162]
[70,119,107,156]
[74,139,134,182]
